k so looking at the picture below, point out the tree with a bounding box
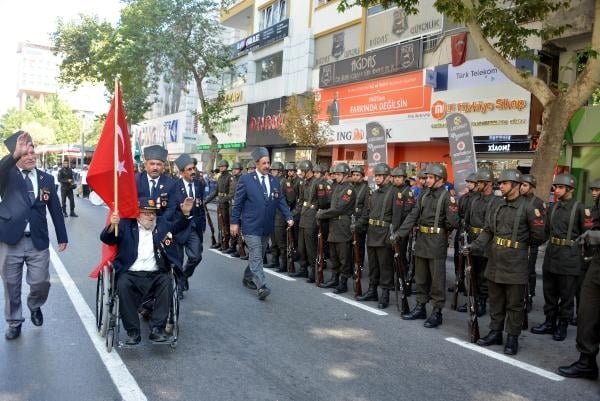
[338,0,600,196]
[280,93,332,161]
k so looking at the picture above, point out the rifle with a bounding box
[238,235,247,258]
[351,215,363,297]
[405,226,417,296]
[391,226,410,314]
[452,225,467,310]
[463,232,480,343]
[286,226,296,274]
[217,206,227,250]
[316,220,325,286]
[204,204,218,247]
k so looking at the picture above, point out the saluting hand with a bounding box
[13,131,32,159]
[181,197,193,215]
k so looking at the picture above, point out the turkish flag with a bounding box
[88,83,139,277]
[451,33,468,66]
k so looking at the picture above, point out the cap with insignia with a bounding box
[143,145,168,162]
[251,147,269,161]
[139,197,160,210]
[174,153,194,171]
[4,130,32,153]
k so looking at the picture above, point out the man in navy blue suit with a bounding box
[173,153,206,297]
[0,131,68,340]
[136,145,177,220]
[231,147,294,300]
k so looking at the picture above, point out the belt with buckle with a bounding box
[368,218,387,227]
[495,236,527,249]
[470,227,483,235]
[550,236,575,247]
[419,226,442,234]
[218,192,227,196]
[302,202,317,209]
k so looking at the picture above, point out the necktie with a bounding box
[261,175,268,199]
[24,170,35,205]
[188,182,194,198]
[150,179,157,199]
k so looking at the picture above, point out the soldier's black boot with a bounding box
[504,334,519,355]
[558,353,599,380]
[527,295,534,313]
[334,276,348,294]
[290,265,308,278]
[377,289,390,309]
[456,303,468,313]
[319,274,339,289]
[476,297,487,317]
[553,319,569,341]
[266,259,280,269]
[402,303,426,320]
[531,316,556,334]
[306,266,315,283]
[570,315,578,326]
[423,308,443,328]
[356,286,378,302]
[277,258,288,273]
[476,330,503,346]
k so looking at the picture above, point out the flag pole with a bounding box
[114,78,119,236]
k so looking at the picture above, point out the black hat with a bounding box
[143,145,168,162]
[138,197,160,210]
[251,147,269,161]
[4,130,31,153]
[174,153,193,171]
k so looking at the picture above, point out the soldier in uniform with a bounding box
[266,161,286,270]
[452,172,477,298]
[558,179,600,379]
[390,167,416,269]
[531,174,592,341]
[350,166,369,273]
[395,164,459,326]
[317,163,356,293]
[291,160,319,281]
[205,160,232,251]
[466,169,547,355]
[314,165,332,262]
[356,163,395,308]
[246,161,256,174]
[286,162,302,249]
[520,174,546,309]
[223,162,243,256]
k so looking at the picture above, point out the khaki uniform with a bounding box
[295,176,319,269]
[365,183,395,289]
[226,173,242,251]
[397,186,459,308]
[471,195,547,336]
[206,171,233,247]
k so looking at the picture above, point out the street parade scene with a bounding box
[1,1,600,400]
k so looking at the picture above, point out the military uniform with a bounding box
[352,178,370,268]
[270,167,289,271]
[391,181,416,270]
[224,170,242,254]
[292,166,319,280]
[206,168,233,250]
[522,191,546,297]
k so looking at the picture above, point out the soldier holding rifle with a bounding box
[205,159,232,251]
[268,161,288,272]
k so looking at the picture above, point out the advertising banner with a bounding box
[231,19,289,59]
[246,97,288,146]
[196,105,247,150]
[314,24,361,67]
[446,113,477,196]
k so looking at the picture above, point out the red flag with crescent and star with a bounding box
[87,82,139,277]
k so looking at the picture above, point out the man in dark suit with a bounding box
[327,92,340,125]
[173,154,206,297]
[231,147,294,300]
[136,145,177,221]
[0,131,68,340]
[100,197,193,345]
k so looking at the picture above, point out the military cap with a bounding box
[313,164,325,173]
[465,172,478,182]
[285,162,296,170]
[271,161,284,171]
[373,163,391,175]
[391,167,407,177]
[350,165,365,175]
[3,130,32,153]
[251,147,269,161]
[521,174,537,187]
[475,168,493,182]
[423,163,447,180]
[143,145,168,162]
[246,161,256,169]
[138,197,160,210]
[333,162,350,175]
[418,170,427,179]
[217,159,229,168]
[497,169,522,183]
[298,160,313,172]
[231,162,243,170]
[553,174,576,189]
[174,153,194,171]
[590,179,600,190]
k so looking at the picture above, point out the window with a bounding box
[259,0,287,30]
[222,64,247,90]
[256,52,283,82]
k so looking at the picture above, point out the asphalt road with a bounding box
[1,197,599,401]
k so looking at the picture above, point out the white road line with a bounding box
[50,248,148,401]
[264,269,296,281]
[445,337,565,382]
[209,248,235,258]
[324,292,389,316]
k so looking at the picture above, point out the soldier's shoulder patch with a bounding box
[408,191,413,198]
[450,196,456,204]
[542,202,547,210]
[585,208,591,217]
[347,189,353,195]
[326,185,331,190]
[286,182,291,187]
[534,208,541,217]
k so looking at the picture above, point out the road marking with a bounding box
[264,269,296,281]
[209,248,234,258]
[324,292,389,316]
[445,337,565,382]
[50,248,148,401]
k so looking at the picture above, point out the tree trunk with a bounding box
[530,96,578,201]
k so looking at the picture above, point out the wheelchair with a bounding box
[95,263,180,351]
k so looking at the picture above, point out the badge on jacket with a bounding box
[163,232,173,247]
[534,209,541,217]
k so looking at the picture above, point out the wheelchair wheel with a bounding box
[97,266,111,337]
[106,295,119,352]
[106,328,114,352]
[168,276,179,349]
[95,270,104,333]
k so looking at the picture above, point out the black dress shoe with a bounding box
[257,285,271,301]
[504,334,519,355]
[242,278,257,290]
[378,289,390,309]
[558,353,599,380]
[553,320,569,341]
[334,277,348,294]
[356,287,378,302]
[402,303,426,320]
[424,308,443,328]
[239,255,249,261]
[31,309,43,326]
[125,331,141,345]
[531,317,556,334]
[5,325,21,340]
[477,330,503,346]
[210,243,221,249]
[70,212,79,217]
[149,327,168,342]
[230,252,240,258]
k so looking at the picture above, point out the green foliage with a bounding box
[280,94,331,148]
[199,89,238,134]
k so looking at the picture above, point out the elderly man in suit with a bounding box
[231,147,294,300]
[136,145,177,220]
[0,131,68,340]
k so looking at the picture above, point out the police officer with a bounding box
[206,160,232,250]
[267,161,286,270]
[356,163,395,308]
[396,164,459,327]
[520,174,546,309]
[317,163,356,293]
[223,162,243,256]
[531,174,592,341]
[468,169,547,355]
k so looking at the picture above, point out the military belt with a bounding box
[302,201,317,209]
[419,226,443,234]
[550,236,575,247]
[218,192,227,196]
[495,236,527,250]
[470,227,483,235]
[368,218,387,227]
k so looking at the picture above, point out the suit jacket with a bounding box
[100,213,190,274]
[231,171,293,236]
[0,155,68,250]
[136,172,177,220]
[172,177,206,243]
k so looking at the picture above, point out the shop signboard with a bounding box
[230,19,289,59]
[196,105,247,149]
[446,113,477,196]
[474,135,533,153]
[314,24,361,67]
[366,121,388,185]
[246,97,288,146]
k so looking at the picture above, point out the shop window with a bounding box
[221,64,247,90]
[259,0,287,31]
[316,0,334,7]
[295,149,313,162]
[256,52,283,83]
[361,151,368,160]
[345,151,355,160]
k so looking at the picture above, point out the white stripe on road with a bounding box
[445,337,565,382]
[324,292,389,316]
[50,248,148,401]
[209,248,235,258]
[264,268,296,281]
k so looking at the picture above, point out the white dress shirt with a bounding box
[128,223,159,272]
[256,171,270,196]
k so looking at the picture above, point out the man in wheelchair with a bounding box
[100,197,193,345]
